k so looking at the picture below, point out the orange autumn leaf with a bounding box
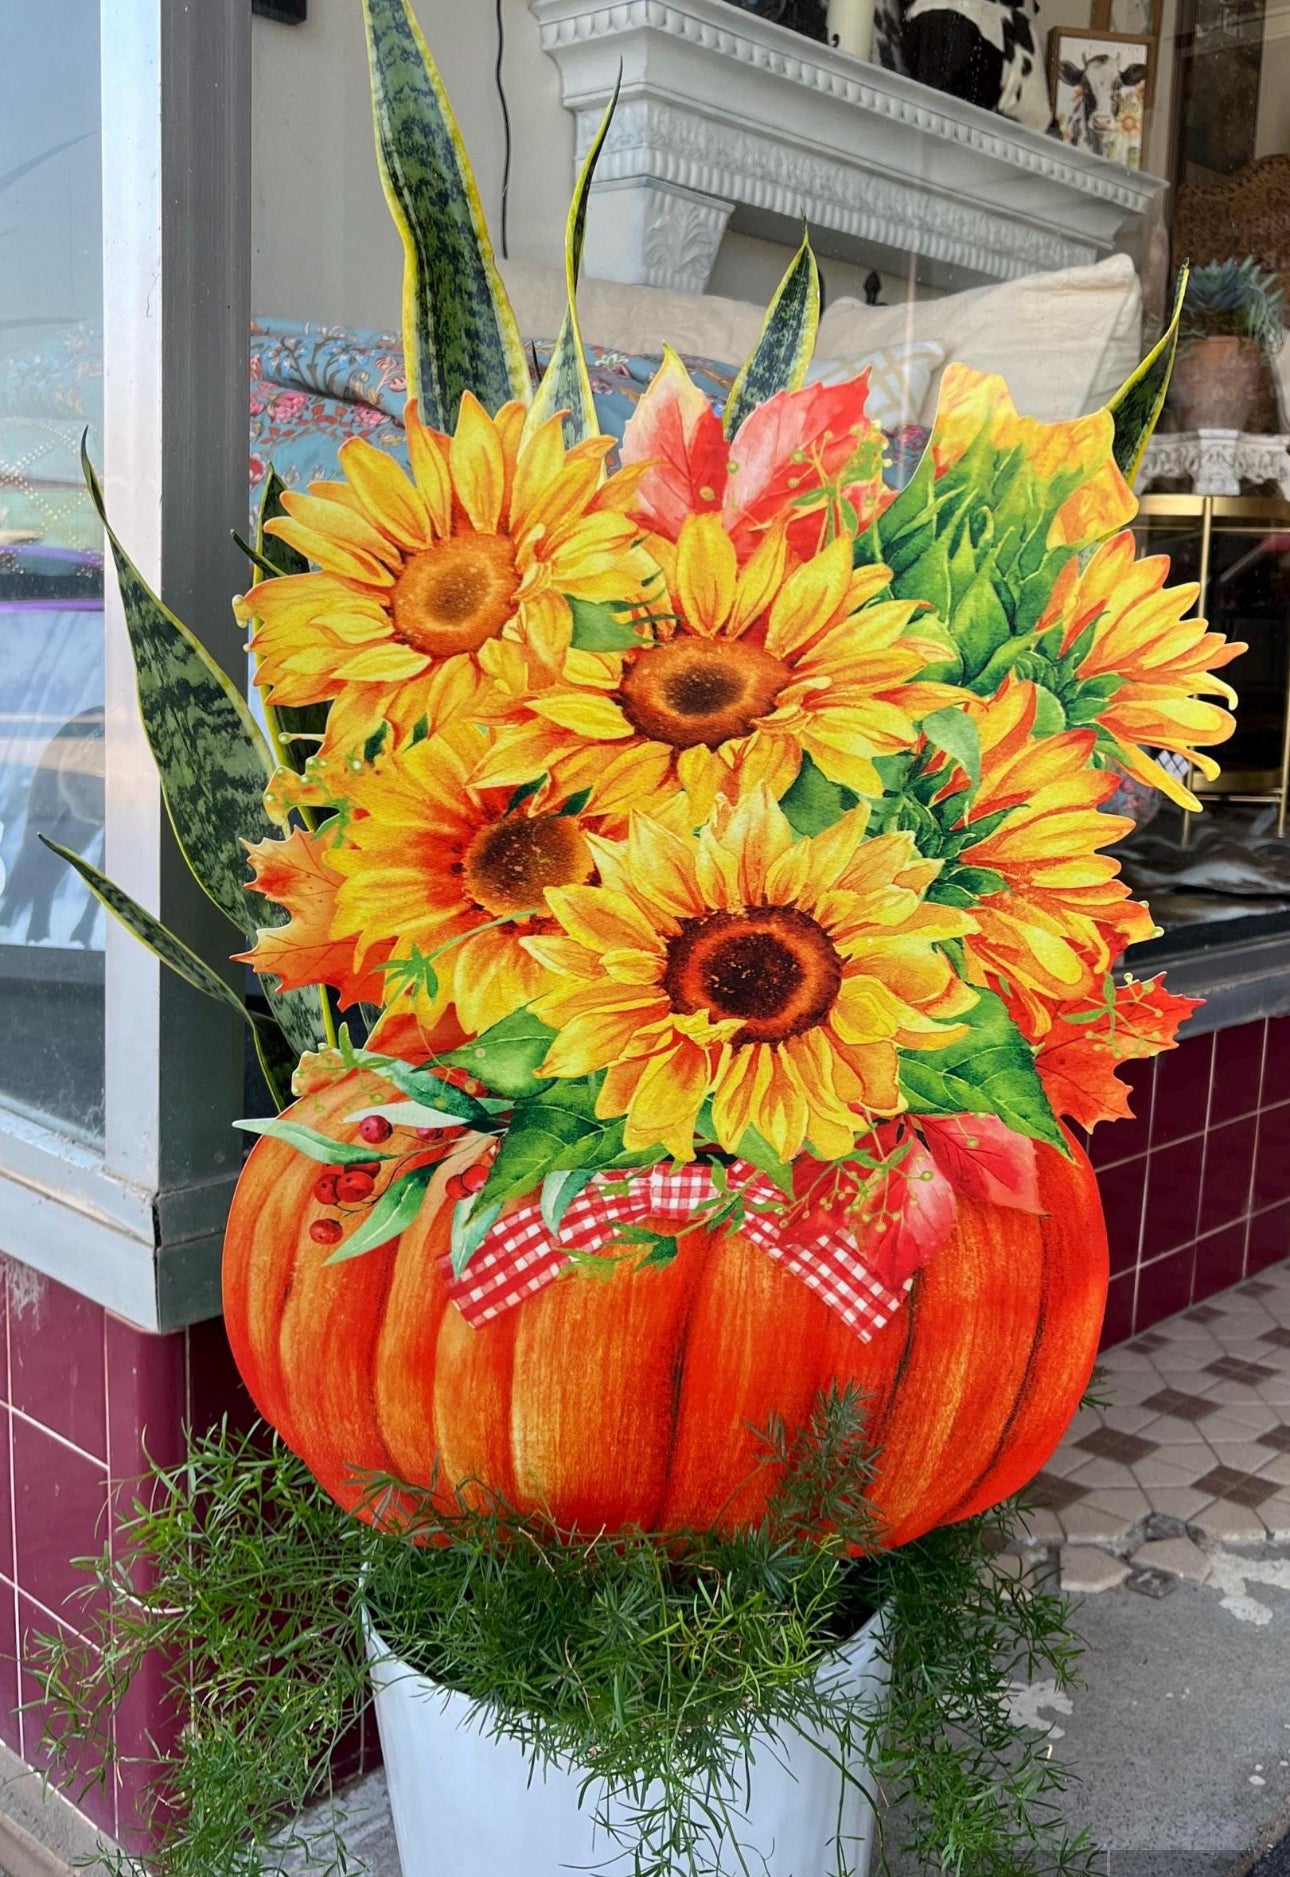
[1033,975,1201,1130]
[239,826,393,1009]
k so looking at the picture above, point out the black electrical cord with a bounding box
[495,0,513,258]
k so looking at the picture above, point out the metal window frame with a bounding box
[0,0,252,1333]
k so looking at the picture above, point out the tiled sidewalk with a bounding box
[1032,1261,1290,1549]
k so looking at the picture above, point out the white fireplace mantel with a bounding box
[529,0,1168,294]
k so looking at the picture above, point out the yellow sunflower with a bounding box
[473,514,956,822]
[523,785,976,1163]
[323,723,610,1036]
[1038,531,1244,809]
[239,395,659,762]
[931,681,1155,1033]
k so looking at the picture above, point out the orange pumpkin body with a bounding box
[223,1070,1108,1547]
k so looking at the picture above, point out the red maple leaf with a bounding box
[918,1114,1043,1212]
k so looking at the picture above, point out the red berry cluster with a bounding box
[306,1071,491,1250]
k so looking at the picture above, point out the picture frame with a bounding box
[1049,28,1154,169]
[1091,0,1162,38]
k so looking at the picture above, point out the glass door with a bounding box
[0,1,105,1142]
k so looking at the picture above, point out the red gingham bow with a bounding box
[445,1160,912,1341]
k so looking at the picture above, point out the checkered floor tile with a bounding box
[1040,1262,1290,1544]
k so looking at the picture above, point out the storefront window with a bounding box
[0,0,103,1142]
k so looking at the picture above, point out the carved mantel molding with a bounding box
[529,0,1167,293]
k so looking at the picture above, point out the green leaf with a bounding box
[40,836,251,1026]
[892,537,952,623]
[450,1197,503,1278]
[504,775,547,814]
[898,989,1066,1153]
[83,445,276,938]
[526,77,620,447]
[232,1117,396,1165]
[568,596,644,653]
[724,231,820,438]
[540,1167,596,1236]
[442,1011,557,1099]
[1107,267,1187,483]
[343,1048,496,1128]
[343,1099,469,1131]
[1030,684,1067,736]
[953,561,1012,682]
[477,1081,626,1212]
[780,753,861,836]
[325,1167,435,1263]
[920,707,980,791]
[363,0,530,428]
[735,1125,794,1196]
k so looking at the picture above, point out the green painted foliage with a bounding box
[363,0,530,428]
[899,990,1066,1153]
[723,234,821,439]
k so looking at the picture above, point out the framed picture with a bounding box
[1092,0,1162,36]
[1049,29,1153,169]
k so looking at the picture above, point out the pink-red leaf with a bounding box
[918,1113,1044,1213]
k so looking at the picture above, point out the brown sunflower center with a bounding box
[391,534,519,657]
[462,812,593,918]
[619,639,789,750]
[663,906,843,1045]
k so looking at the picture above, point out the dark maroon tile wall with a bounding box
[0,1257,346,1852]
[1092,1013,1290,1343]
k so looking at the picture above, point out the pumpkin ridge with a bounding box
[941,1223,1052,1524]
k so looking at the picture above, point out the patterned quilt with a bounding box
[248,317,931,502]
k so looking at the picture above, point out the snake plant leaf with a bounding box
[39,837,250,1021]
[363,0,530,428]
[1106,266,1188,484]
[39,839,295,1110]
[526,76,621,449]
[723,231,821,439]
[87,448,328,1064]
[84,442,275,936]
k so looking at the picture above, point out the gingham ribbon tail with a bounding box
[445,1161,912,1342]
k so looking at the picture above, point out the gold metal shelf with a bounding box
[1132,494,1290,842]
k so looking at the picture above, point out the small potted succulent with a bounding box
[31,2,1240,1874]
[1173,256,1287,432]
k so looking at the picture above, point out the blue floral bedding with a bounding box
[249,317,749,498]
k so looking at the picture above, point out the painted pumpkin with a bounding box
[223,1069,1108,1547]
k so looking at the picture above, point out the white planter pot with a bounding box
[367,1610,889,1877]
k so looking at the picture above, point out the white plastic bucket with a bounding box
[366,1609,888,1877]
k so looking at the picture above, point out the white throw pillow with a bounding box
[805,340,945,430]
[815,256,1143,423]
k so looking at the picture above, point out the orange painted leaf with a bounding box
[239,827,392,1008]
[1035,975,1201,1131]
